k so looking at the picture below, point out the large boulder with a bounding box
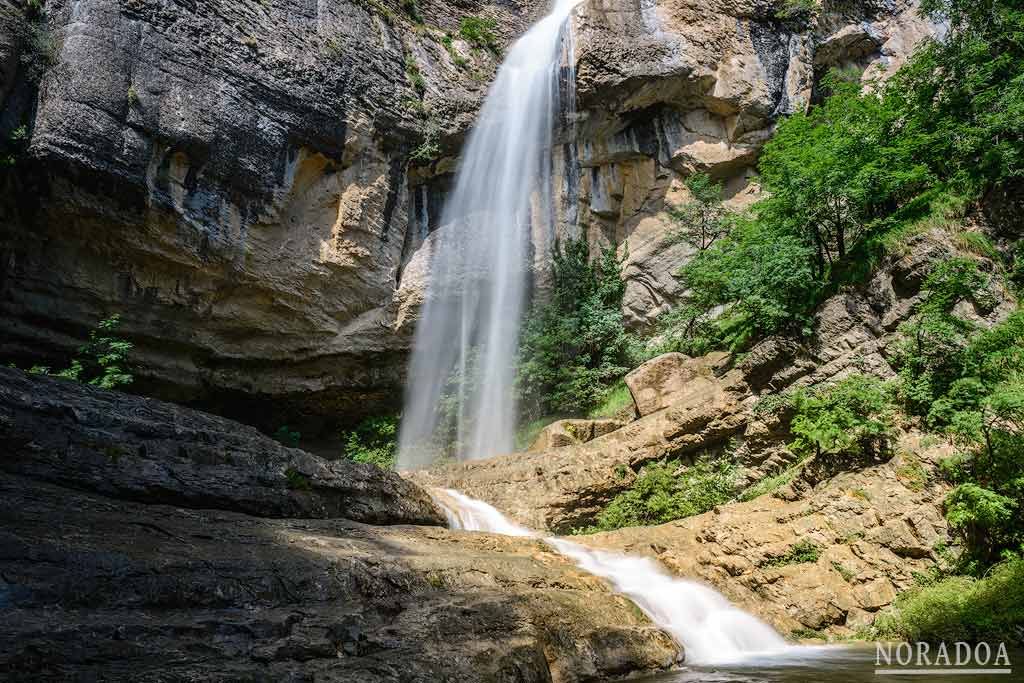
[0,473,679,681]
[0,367,443,526]
[625,351,733,417]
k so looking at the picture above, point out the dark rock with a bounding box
[0,367,443,526]
[0,473,678,681]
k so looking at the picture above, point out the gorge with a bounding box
[2,0,1023,680]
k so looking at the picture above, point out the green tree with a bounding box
[343,415,399,470]
[517,237,633,417]
[788,374,895,461]
[668,172,732,252]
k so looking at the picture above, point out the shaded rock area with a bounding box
[0,370,680,681]
[0,367,442,526]
[578,435,953,639]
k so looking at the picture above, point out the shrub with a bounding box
[22,315,135,389]
[788,374,895,461]
[517,237,635,418]
[762,539,822,567]
[459,16,498,51]
[582,457,738,533]
[873,558,1024,643]
[343,415,398,470]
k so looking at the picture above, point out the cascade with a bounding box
[433,488,792,666]
[397,0,581,469]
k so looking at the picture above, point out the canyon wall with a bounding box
[0,0,935,433]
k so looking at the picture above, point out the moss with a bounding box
[587,382,634,419]
[284,467,310,491]
[896,453,929,492]
[831,561,856,583]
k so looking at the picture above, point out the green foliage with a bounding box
[284,467,310,490]
[667,173,732,252]
[895,297,1024,566]
[872,558,1024,643]
[890,0,1024,191]
[775,0,816,22]
[582,457,738,533]
[405,55,426,96]
[273,425,301,448]
[788,374,895,461]
[762,539,822,567]
[668,212,820,352]
[893,258,994,420]
[459,16,498,51]
[342,415,398,470]
[22,315,135,389]
[409,122,440,163]
[517,237,634,418]
[587,381,633,419]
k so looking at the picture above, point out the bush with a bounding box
[873,558,1024,642]
[459,16,498,51]
[517,237,635,418]
[581,457,738,533]
[761,539,822,567]
[667,172,733,252]
[788,374,895,461]
[343,415,398,470]
[273,426,301,448]
[21,315,134,389]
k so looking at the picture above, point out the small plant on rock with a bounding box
[788,374,895,462]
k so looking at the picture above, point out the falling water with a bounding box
[397,0,581,469]
[432,488,792,666]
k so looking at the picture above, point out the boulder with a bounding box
[0,367,443,526]
[530,418,626,451]
[0,474,679,681]
[625,351,733,417]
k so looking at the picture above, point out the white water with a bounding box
[397,0,581,469]
[433,488,792,666]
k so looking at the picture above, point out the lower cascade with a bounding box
[433,488,791,666]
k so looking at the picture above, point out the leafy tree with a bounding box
[517,237,633,417]
[889,0,1024,190]
[788,374,895,461]
[668,172,732,252]
[758,72,933,278]
[669,213,819,352]
[343,415,399,470]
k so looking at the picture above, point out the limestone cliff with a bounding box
[0,0,935,434]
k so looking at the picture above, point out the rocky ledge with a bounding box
[0,369,679,682]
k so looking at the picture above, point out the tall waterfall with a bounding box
[397,0,580,469]
[433,488,792,666]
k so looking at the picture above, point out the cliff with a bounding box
[0,0,935,434]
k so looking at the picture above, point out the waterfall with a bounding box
[432,488,792,666]
[397,0,581,469]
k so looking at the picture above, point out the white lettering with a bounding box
[876,642,892,666]
[934,642,950,667]
[956,641,972,666]
[975,642,991,665]
[917,641,932,666]
[897,643,913,666]
[995,642,1011,667]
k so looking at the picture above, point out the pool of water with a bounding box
[632,644,1022,682]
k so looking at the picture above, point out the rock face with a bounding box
[567,0,938,328]
[0,0,936,432]
[0,367,444,525]
[0,370,680,681]
[578,434,953,638]
[0,0,546,433]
